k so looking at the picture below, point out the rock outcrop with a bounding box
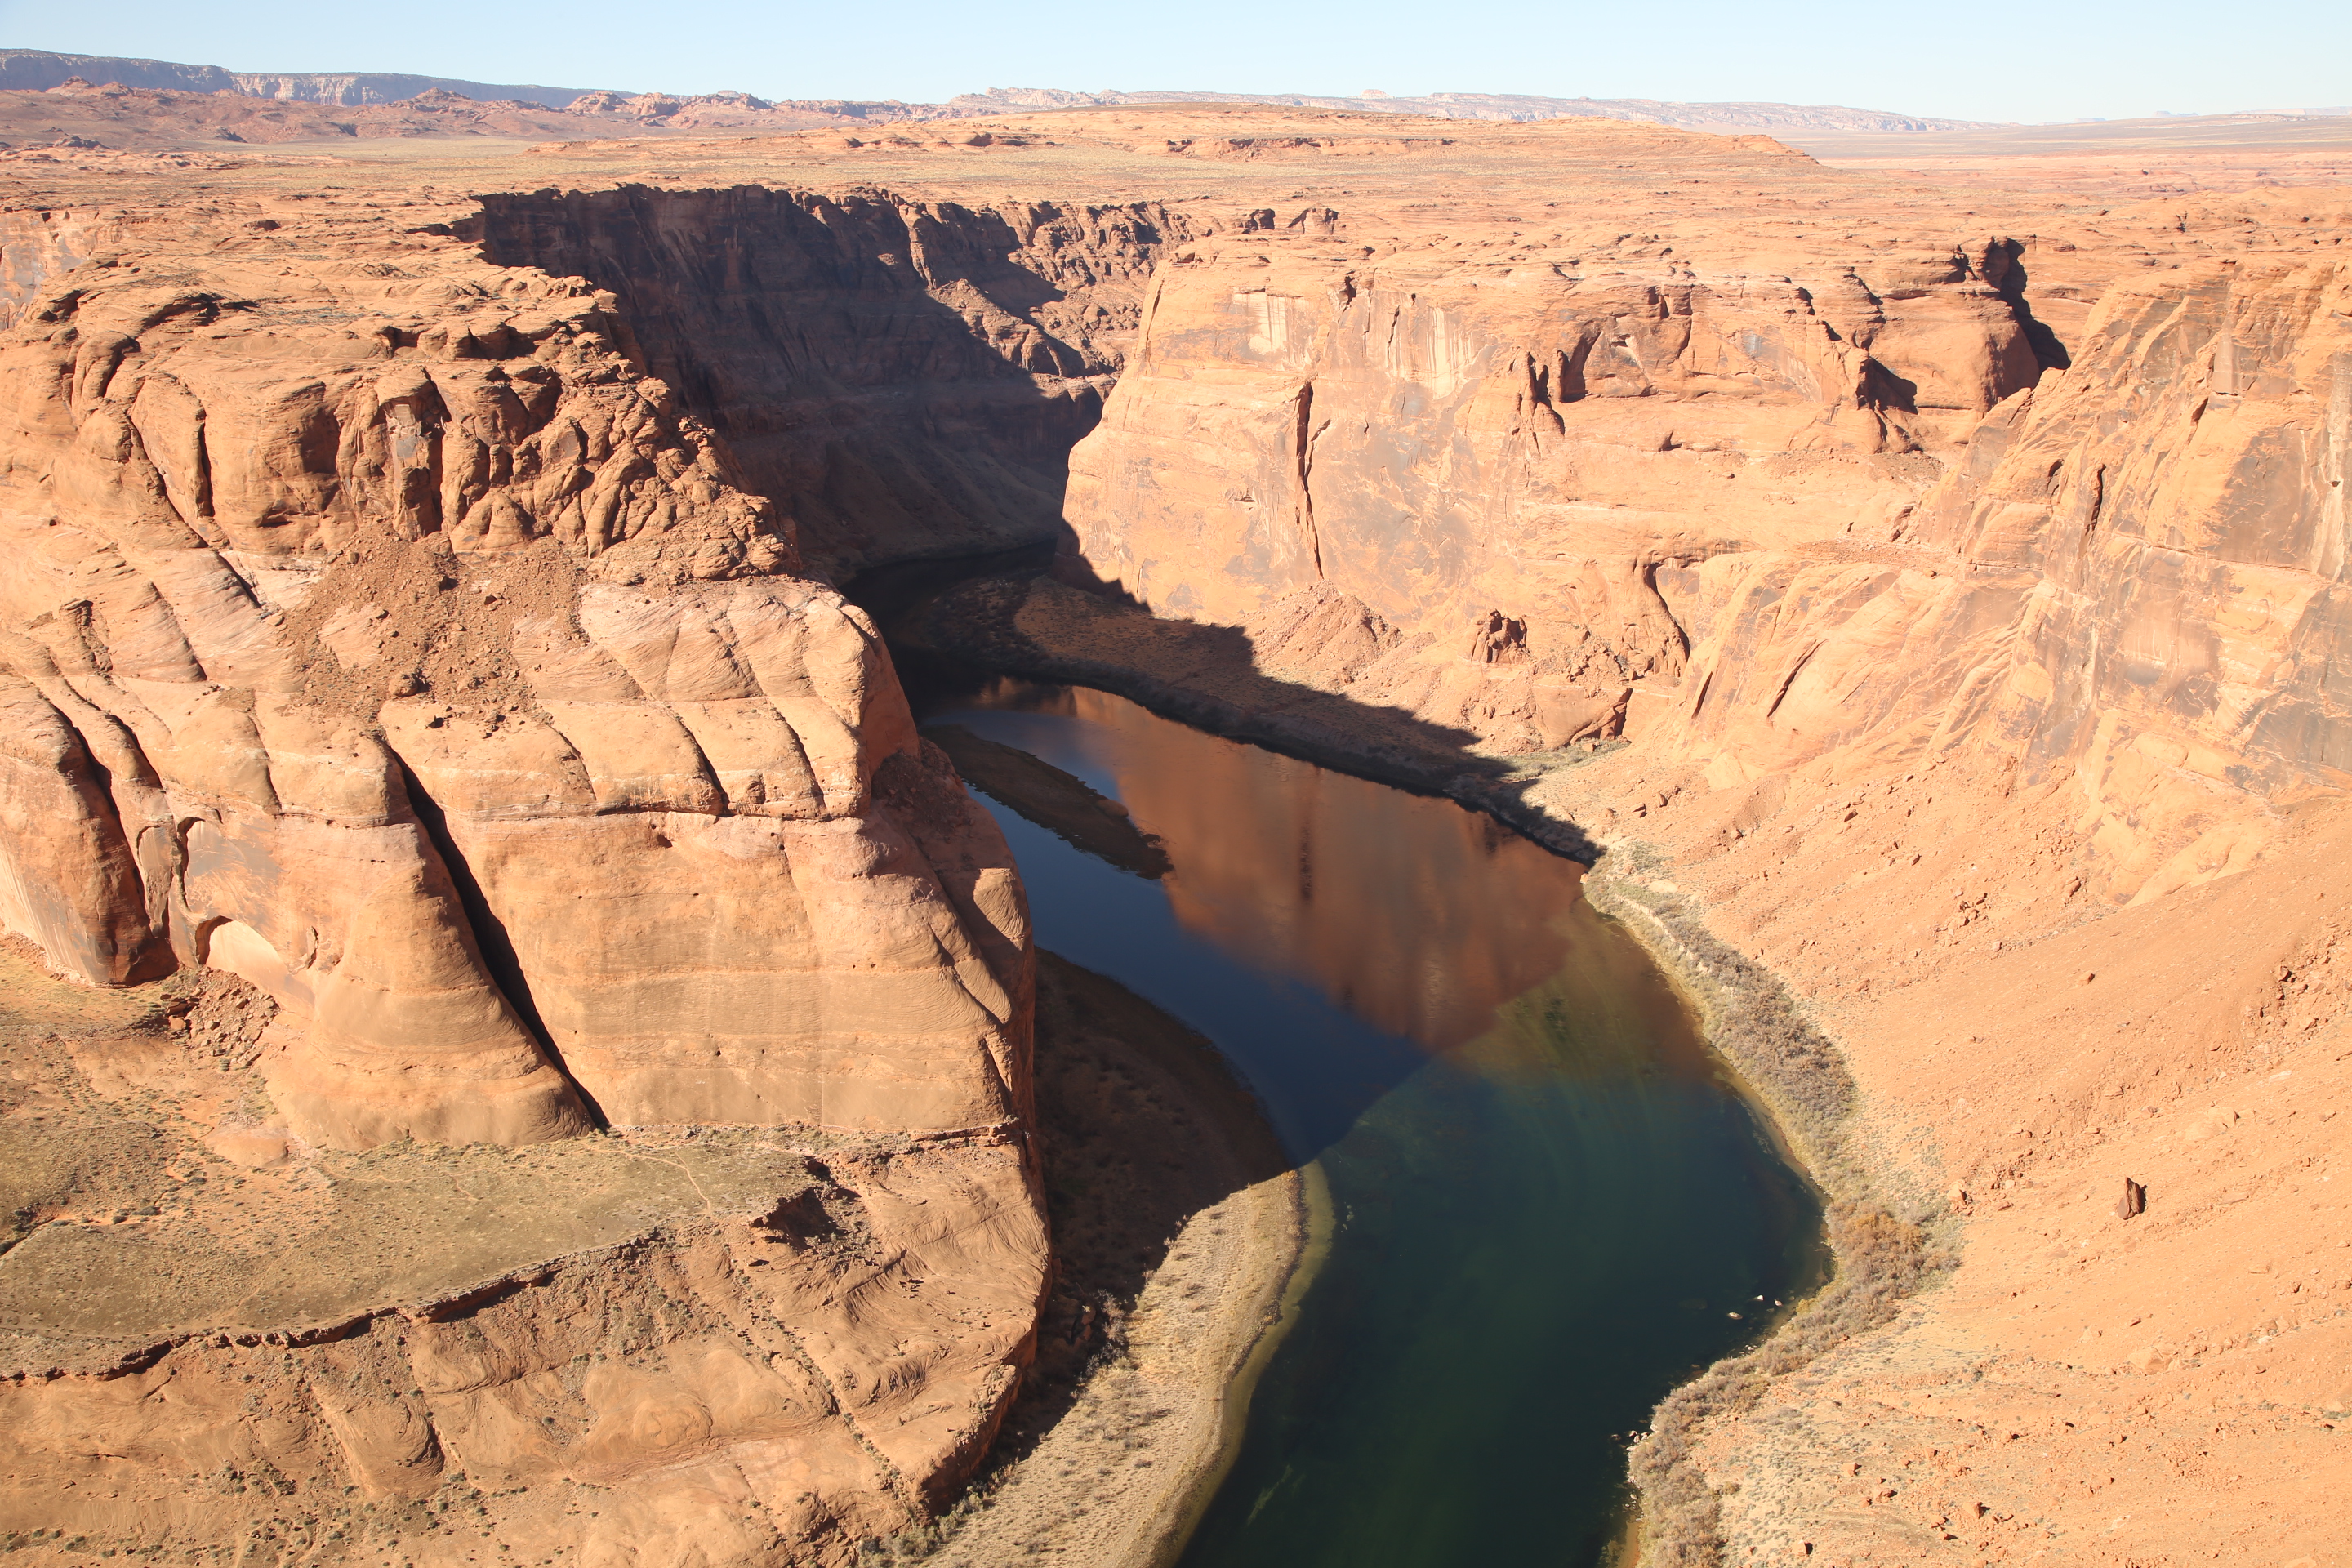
[0,967,1047,1561]
[470,185,1187,576]
[4,101,2350,1567]
[0,185,1045,1557]
[0,216,1035,1149]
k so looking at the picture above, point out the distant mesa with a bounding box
[0,45,602,108]
[9,47,2344,136]
[0,47,1996,134]
[0,58,945,145]
[939,84,2004,132]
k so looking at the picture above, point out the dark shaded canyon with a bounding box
[468,185,1183,576]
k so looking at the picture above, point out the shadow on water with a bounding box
[992,948,1295,1472]
[899,665,1825,1568]
[853,550,1608,867]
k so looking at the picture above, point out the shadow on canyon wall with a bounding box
[466,183,1607,861]
[467,185,1182,577]
[851,552,1610,868]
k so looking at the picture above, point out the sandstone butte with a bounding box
[0,97,2346,1566]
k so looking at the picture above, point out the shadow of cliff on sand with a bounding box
[850,560,1608,867]
[987,950,1294,1469]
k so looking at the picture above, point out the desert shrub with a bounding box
[910,582,1938,1568]
[1591,868,1940,1568]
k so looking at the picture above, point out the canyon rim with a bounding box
[0,68,2347,1568]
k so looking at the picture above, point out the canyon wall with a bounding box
[0,189,1048,1555]
[0,215,1036,1145]
[1063,216,2051,751]
[0,1094,1048,1564]
[1013,127,2351,1566]
[470,186,1183,577]
[1640,241,2352,902]
[1062,195,2352,900]
[3,112,2345,1566]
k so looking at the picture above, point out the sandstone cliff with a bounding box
[1061,180,2352,906]
[1635,235,2352,906]
[0,212,1036,1147]
[469,185,1189,577]
[0,187,1046,1558]
[3,105,2349,1567]
[1062,201,2049,748]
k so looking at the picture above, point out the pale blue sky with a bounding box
[2,0,2345,124]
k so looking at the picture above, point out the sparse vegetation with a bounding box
[906,580,1949,1567]
[1589,851,1948,1567]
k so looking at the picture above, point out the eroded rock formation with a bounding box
[0,187,1045,1557]
[1063,215,2051,751]
[3,104,2350,1566]
[0,222,1037,1147]
[1062,179,2352,906]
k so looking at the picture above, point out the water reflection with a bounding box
[1100,693,1590,1054]
[924,678,1617,1054]
[903,671,1822,1568]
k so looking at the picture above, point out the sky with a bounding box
[3,0,2347,126]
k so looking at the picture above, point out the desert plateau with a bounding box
[0,29,2346,1568]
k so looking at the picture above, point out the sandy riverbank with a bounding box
[898,569,2352,1567]
[891,576,1918,1560]
[923,954,1312,1568]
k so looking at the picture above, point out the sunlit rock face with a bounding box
[1062,192,2052,762]
[1646,253,2352,901]
[1063,175,2352,903]
[0,205,1035,1148]
[0,194,1046,1553]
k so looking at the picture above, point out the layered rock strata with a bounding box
[1061,177,2063,759]
[0,216,1035,1147]
[0,192,1045,1557]
[470,185,1187,577]
[1063,181,2352,905]
[2,106,2350,1566]
[0,963,1048,1561]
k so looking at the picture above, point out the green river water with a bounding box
[907,671,1824,1568]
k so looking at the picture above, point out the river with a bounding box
[902,667,1824,1568]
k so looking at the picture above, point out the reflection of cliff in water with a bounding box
[904,670,1820,1568]
[985,683,1591,1054]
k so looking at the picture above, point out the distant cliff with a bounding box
[945,85,2000,132]
[0,47,604,108]
[0,47,1996,134]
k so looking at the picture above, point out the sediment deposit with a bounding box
[0,100,2347,1565]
